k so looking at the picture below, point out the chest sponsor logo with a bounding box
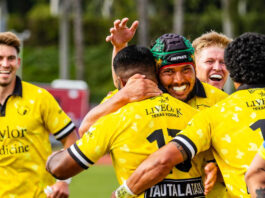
[144,178,204,198]
[145,104,182,118]
[0,126,29,155]
[246,98,265,110]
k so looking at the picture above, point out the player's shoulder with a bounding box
[21,81,52,98]
[202,82,228,99]
[100,89,118,104]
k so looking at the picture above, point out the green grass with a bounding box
[69,165,119,197]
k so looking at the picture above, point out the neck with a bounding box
[0,80,16,105]
[233,82,241,90]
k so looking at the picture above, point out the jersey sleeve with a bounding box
[67,113,116,169]
[172,109,212,160]
[40,89,76,140]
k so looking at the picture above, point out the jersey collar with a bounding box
[237,84,265,91]
[13,76,23,97]
[193,78,207,98]
[185,78,207,102]
[0,76,22,116]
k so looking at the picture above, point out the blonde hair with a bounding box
[192,30,232,56]
[0,32,21,53]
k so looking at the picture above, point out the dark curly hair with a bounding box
[224,32,265,84]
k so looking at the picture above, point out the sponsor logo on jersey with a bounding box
[0,126,29,155]
[246,98,265,110]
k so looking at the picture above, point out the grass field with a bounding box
[69,164,119,197]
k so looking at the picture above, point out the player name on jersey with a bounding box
[144,178,204,198]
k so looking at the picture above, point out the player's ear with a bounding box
[116,76,125,90]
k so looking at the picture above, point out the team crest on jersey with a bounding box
[259,91,265,97]
[17,105,30,116]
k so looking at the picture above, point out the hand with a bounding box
[106,18,139,50]
[204,162,218,195]
[110,191,116,198]
[47,181,69,198]
[118,74,162,103]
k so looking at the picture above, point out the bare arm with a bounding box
[119,142,187,196]
[106,18,139,87]
[46,149,84,180]
[60,129,79,148]
[78,74,162,137]
[46,130,79,198]
[245,153,265,198]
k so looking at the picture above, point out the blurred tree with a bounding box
[173,0,184,35]
[222,0,234,38]
[137,0,149,46]
[59,0,71,79]
[73,0,85,80]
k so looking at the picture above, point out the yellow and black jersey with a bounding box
[173,84,265,198]
[102,80,228,111]
[100,80,228,197]
[68,93,215,197]
[187,79,228,110]
[0,76,75,198]
[258,141,265,160]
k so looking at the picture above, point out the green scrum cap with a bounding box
[151,33,195,71]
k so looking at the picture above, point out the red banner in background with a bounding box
[39,80,90,128]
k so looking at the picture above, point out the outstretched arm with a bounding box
[78,74,162,137]
[106,17,139,87]
[245,153,265,198]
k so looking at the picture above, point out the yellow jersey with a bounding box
[100,80,228,197]
[68,93,218,197]
[0,77,75,198]
[258,141,265,160]
[100,80,228,111]
[174,85,265,198]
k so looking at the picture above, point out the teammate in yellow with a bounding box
[46,45,217,197]
[79,18,228,133]
[78,18,228,197]
[0,32,78,198]
[111,32,265,198]
[192,31,232,90]
[245,141,265,197]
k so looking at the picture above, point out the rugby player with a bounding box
[0,32,78,197]
[192,31,232,90]
[46,45,217,198]
[79,19,229,197]
[112,32,265,198]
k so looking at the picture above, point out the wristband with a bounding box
[115,180,136,198]
[56,178,72,184]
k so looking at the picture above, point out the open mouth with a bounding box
[209,74,222,81]
[173,84,187,92]
[0,70,11,74]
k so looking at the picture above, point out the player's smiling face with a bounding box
[159,63,196,102]
[195,46,229,90]
[0,44,20,87]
